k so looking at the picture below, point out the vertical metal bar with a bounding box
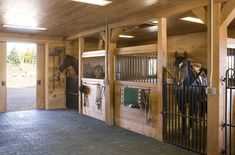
[195,86,198,151]
[156,52,158,83]
[136,54,140,82]
[127,55,130,81]
[177,87,180,145]
[187,85,191,149]
[145,55,148,83]
[171,84,173,142]
[203,86,206,154]
[191,85,195,150]
[199,87,202,152]
[166,84,169,141]
[229,88,232,155]
[173,83,177,144]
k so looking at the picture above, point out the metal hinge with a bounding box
[221,121,226,130]
[221,149,226,155]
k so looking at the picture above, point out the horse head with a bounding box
[58,54,69,73]
[174,52,189,85]
[58,54,78,77]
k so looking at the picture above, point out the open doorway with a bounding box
[6,42,37,112]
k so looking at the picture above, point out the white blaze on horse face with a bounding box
[179,62,183,69]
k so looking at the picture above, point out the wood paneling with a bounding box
[0,0,228,38]
[114,84,158,137]
[45,42,66,110]
[36,44,45,109]
[0,42,7,112]
[82,78,105,121]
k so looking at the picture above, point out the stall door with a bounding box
[0,42,7,112]
[36,44,45,109]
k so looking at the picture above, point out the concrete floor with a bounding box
[7,87,36,111]
[0,110,197,155]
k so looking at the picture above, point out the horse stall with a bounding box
[78,34,106,121]
[114,44,158,137]
[110,15,209,153]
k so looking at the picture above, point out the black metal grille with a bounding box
[228,48,235,70]
[162,69,207,154]
[115,52,157,83]
[66,77,78,110]
[223,68,235,155]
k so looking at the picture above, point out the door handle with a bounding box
[37,80,41,85]
[1,81,6,86]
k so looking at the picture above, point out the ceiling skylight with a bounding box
[71,0,112,6]
[119,35,135,39]
[3,24,47,30]
[180,17,204,24]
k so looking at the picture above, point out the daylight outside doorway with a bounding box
[7,42,37,112]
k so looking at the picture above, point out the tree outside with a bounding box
[7,42,37,112]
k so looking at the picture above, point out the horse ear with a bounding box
[175,52,178,57]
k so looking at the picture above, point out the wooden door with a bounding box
[36,44,45,109]
[0,42,7,112]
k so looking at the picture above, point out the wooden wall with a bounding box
[82,78,105,121]
[114,83,158,137]
[45,42,66,110]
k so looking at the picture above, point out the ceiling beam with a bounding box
[191,7,207,25]
[0,32,64,44]
[66,0,228,40]
[110,28,123,43]
[221,0,235,27]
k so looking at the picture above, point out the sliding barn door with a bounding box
[0,42,7,112]
[36,44,45,109]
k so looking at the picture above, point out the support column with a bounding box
[105,26,114,125]
[78,37,84,114]
[156,18,167,141]
[207,3,227,155]
[36,44,45,109]
[0,42,7,112]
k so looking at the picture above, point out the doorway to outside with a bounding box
[7,42,37,112]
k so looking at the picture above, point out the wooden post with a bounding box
[105,25,114,125]
[207,3,227,155]
[156,18,167,141]
[0,42,7,112]
[44,43,49,110]
[78,37,84,114]
[105,26,122,125]
[36,44,45,109]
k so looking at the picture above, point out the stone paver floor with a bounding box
[7,87,36,112]
[0,110,198,155]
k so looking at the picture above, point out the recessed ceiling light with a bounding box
[71,0,112,6]
[151,20,158,24]
[180,17,204,24]
[3,24,47,30]
[119,35,135,39]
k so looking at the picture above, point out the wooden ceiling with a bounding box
[0,0,230,38]
[0,0,168,37]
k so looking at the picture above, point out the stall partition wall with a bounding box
[0,42,7,112]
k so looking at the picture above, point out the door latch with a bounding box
[1,81,6,86]
[37,80,41,85]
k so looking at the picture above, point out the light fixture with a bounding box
[119,35,135,39]
[3,24,47,30]
[151,20,158,24]
[71,0,112,6]
[180,17,204,24]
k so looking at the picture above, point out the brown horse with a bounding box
[58,54,78,77]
